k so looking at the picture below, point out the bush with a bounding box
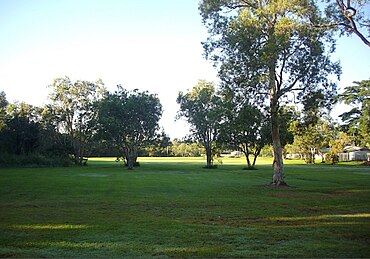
[0,153,73,167]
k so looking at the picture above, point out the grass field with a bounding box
[1,157,369,258]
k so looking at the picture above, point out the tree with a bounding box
[288,89,335,164]
[39,105,73,158]
[97,86,162,169]
[219,92,270,169]
[48,77,105,165]
[290,122,325,164]
[0,91,7,130]
[328,131,352,164]
[143,131,172,157]
[171,140,202,157]
[338,79,370,147]
[322,0,370,47]
[2,102,42,156]
[177,80,224,168]
[199,0,340,185]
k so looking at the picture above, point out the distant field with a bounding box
[0,157,369,258]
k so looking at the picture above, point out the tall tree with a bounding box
[339,79,370,147]
[177,80,224,168]
[48,77,105,165]
[97,86,162,169]
[199,0,341,185]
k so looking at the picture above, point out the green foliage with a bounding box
[143,132,172,157]
[1,158,369,258]
[170,140,203,157]
[97,86,162,169]
[48,76,105,165]
[0,92,74,166]
[0,102,41,155]
[199,0,341,185]
[339,79,370,147]
[0,153,73,167]
[177,80,224,167]
[328,132,353,164]
[218,89,270,169]
[0,91,7,130]
[289,118,335,164]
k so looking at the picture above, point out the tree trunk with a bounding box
[205,146,213,167]
[311,148,316,164]
[267,26,286,186]
[127,155,134,170]
[271,111,286,185]
[251,148,261,169]
[246,153,252,169]
[125,145,138,170]
[270,80,286,186]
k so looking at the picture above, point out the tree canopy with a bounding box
[199,0,341,185]
[48,77,105,165]
[97,86,163,169]
[177,80,224,168]
[339,79,370,147]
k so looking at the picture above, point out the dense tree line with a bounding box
[1,75,368,170]
[0,78,165,168]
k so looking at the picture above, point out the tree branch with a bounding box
[311,0,370,47]
[278,71,308,98]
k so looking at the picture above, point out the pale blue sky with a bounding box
[0,0,369,139]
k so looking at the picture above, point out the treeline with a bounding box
[177,79,369,168]
[0,77,211,168]
[0,77,369,169]
[0,77,166,168]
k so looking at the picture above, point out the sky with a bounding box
[0,0,369,139]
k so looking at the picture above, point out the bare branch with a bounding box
[312,0,370,47]
[337,0,370,47]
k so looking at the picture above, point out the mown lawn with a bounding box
[0,157,369,258]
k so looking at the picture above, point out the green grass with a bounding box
[0,157,369,258]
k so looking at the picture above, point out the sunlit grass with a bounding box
[11,224,91,230]
[271,213,370,221]
[1,158,369,258]
[89,156,276,165]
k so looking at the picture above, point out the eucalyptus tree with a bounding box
[48,77,105,165]
[97,86,162,169]
[199,0,341,185]
[177,80,224,168]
